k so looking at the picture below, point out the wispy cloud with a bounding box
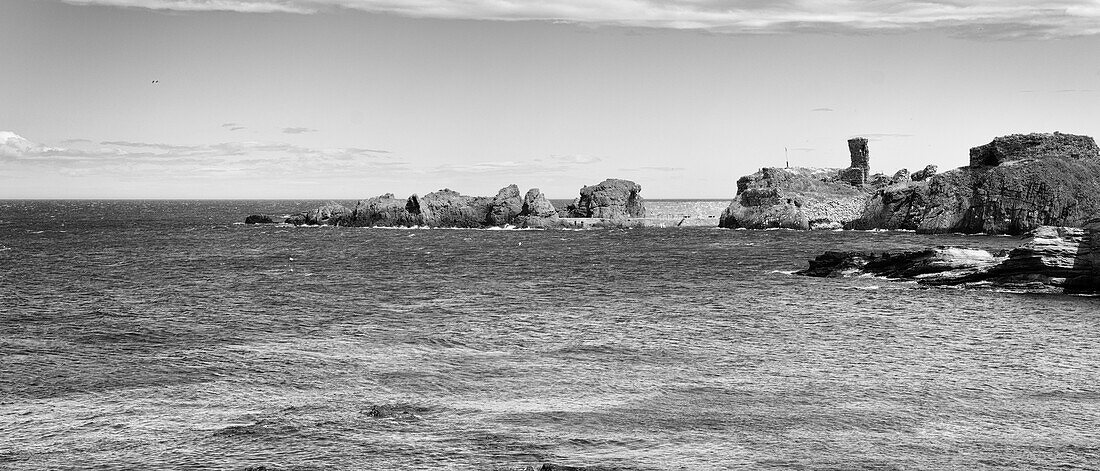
[620,166,685,172]
[434,153,603,176]
[222,122,246,131]
[811,107,834,112]
[59,0,1100,38]
[1,131,402,180]
[282,127,318,134]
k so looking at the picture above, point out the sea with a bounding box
[2,200,1099,471]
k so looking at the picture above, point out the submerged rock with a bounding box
[798,222,1100,293]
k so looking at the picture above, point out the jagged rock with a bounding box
[244,214,275,224]
[969,132,1099,167]
[417,189,495,228]
[568,179,645,219]
[796,247,1001,280]
[516,188,561,228]
[304,202,352,226]
[488,184,524,226]
[284,213,308,225]
[854,133,1100,234]
[910,164,937,182]
[798,223,1100,293]
[351,193,422,227]
[892,169,910,182]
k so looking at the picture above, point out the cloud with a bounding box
[811,107,834,112]
[282,127,318,134]
[1,131,402,179]
[432,152,603,176]
[59,0,1100,38]
[222,122,246,131]
[620,166,685,172]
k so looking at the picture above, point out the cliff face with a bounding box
[723,132,1100,234]
[853,133,1100,234]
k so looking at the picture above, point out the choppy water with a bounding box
[2,200,1099,470]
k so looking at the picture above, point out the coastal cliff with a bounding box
[797,220,1100,294]
[721,132,1100,235]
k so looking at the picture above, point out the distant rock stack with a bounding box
[840,137,870,185]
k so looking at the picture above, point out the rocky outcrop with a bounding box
[969,132,1099,167]
[283,185,566,228]
[724,132,1100,234]
[797,222,1100,293]
[350,193,421,227]
[244,214,275,224]
[910,164,937,182]
[488,185,524,226]
[284,202,352,226]
[719,167,869,230]
[515,188,560,228]
[853,133,1100,234]
[566,179,645,219]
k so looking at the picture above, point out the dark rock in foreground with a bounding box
[797,220,1100,293]
[244,214,275,224]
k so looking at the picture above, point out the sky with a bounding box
[1,0,1099,199]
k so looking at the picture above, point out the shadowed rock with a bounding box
[244,214,275,224]
[798,223,1100,293]
[351,193,422,227]
[516,188,561,228]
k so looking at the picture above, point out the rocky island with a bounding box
[245,178,653,228]
[721,132,1100,235]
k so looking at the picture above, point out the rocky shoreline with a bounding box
[720,132,1100,235]
[797,219,1100,294]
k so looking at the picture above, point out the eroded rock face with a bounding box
[417,189,495,228]
[568,179,645,219]
[910,165,937,182]
[969,132,1099,167]
[719,167,867,230]
[515,188,560,228]
[798,223,1100,293]
[854,134,1100,234]
[351,193,422,227]
[284,202,352,226]
[488,184,524,226]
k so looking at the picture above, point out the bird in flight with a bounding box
[152,80,159,84]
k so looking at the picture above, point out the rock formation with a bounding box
[283,202,352,226]
[350,193,421,227]
[279,185,570,228]
[797,221,1100,293]
[719,167,870,230]
[244,214,275,224]
[854,132,1100,234]
[566,179,645,219]
[515,188,560,228]
[722,132,1100,234]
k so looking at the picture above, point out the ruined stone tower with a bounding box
[848,137,870,177]
[839,137,870,185]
